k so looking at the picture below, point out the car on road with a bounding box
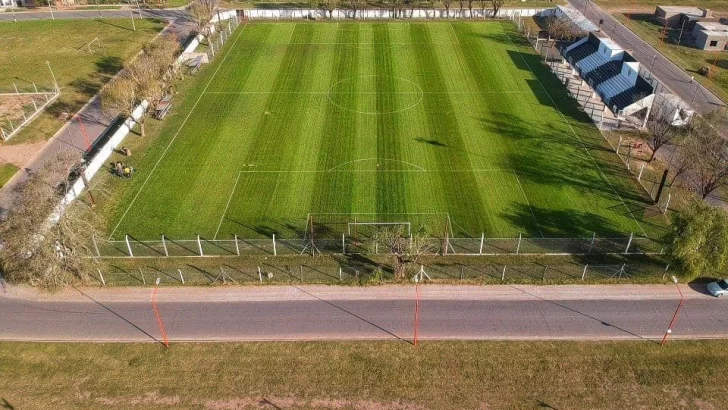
[707,279,728,297]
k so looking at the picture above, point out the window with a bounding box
[710,40,719,47]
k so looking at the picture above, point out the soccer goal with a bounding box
[348,221,411,237]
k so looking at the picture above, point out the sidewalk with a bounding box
[1,283,704,303]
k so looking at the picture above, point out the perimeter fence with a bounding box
[92,260,670,286]
[95,233,663,258]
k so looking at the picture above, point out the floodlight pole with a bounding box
[661,276,684,345]
[413,283,421,347]
[152,278,170,347]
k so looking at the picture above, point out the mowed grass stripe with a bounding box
[309,24,359,217]
[374,26,407,216]
[409,24,492,236]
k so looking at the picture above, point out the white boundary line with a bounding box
[497,22,647,237]
[512,169,544,238]
[214,171,242,239]
[289,42,460,45]
[449,22,460,44]
[287,23,296,45]
[235,168,508,173]
[108,24,249,240]
[202,90,532,95]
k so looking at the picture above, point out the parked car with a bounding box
[707,279,728,297]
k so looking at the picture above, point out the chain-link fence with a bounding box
[95,232,663,258]
[92,260,670,286]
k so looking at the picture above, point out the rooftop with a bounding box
[656,6,708,17]
[697,21,728,36]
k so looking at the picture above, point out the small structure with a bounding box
[553,5,598,32]
[692,21,728,50]
[154,94,173,120]
[655,6,711,28]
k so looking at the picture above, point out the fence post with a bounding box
[125,234,134,257]
[339,267,342,281]
[197,234,204,256]
[543,265,548,281]
[460,265,464,280]
[342,233,345,254]
[272,234,277,256]
[624,232,633,255]
[92,234,101,257]
[162,234,169,257]
[97,269,106,286]
[638,163,645,181]
[582,264,588,280]
[588,232,596,254]
[663,264,670,280]
[139,268,146,285]
[13,83,18,93]
[662,194,671,213]
[479,233,484,255]
[178,269,185,284]
[234,234,240,256]
[516,233,522,255]
[258,266,262,282]
[300,265,303,282]
[32,99,37,112]
[501,265,506,281]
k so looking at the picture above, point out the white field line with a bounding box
[497,22,648,238]
[512,169,545,238]
[203,90,532,94]
[289,42,460,45]
[287,23,296,45]
[235,168,508,173]
[214,171,242,239]
[108,24,249,240]
[449,22,460,43]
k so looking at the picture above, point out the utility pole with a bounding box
[129,6,136,31]
[661,276,684,345]
[49,0,55,20]
[46,61,59,92]
[10,6,16,22]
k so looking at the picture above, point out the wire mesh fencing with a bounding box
[93,261,671,287]
[95,233,664,258]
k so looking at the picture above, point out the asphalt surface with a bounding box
[1,285,725,342]
[568,0,725,114]
[0,8,186,22]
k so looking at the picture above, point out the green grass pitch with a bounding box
[106,21,663,241]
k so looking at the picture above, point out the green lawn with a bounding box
[0,163,18,188]
[1,340,726,409]
[0,19,166,144]
[615,13,728,103]
[102,22,662,243]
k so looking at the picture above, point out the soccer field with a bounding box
[107,21,659,242]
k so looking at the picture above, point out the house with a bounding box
[655,6,711,28]
[692,21,728,50]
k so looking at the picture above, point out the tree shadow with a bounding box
[1,398,15,410]
[95,56,124,78]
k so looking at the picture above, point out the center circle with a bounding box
[327,75,423,115]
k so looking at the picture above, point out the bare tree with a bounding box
[188,0,219,34]
[467,0,475,18]
[545,15,584,41]
[144,33,180,81]
[0,153,102,290]
[349,0,363,19]
[101,72,138,122]
[645,97,680,162]
[682,114,728,199]
[443,0,452,16]
[373,227,433,281]
[128,58,164,138]
[490,0,503,18]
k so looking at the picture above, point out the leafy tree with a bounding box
[0,153,102,290]
[667,198,728,280]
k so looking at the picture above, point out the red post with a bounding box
[661,278,684,345]
[152,278,169,347]
[75,114,92,152]
[413,284,421,346]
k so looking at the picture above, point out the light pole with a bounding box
[46,61,58,92]
[49,0,55,20]
[661,275,684,345]
[10,5,16,22]
[652,54,658,69]
[690,83,699,106]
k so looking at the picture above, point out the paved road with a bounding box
[1,285,724,342]
[0,9,196,210]
[568,0,725,114]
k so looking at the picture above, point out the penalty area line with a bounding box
[214,171,242,240]
[108,24,249,240]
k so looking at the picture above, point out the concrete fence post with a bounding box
[479,233,484,255]
[139,268,146,285]
[234,234,240,256]
[582,264,588,280]
[272,234,277,256]
[125,234,134,257]
[197,234,204,256]
[624,232,633,255]
[258,266,262,283]
[178,269,185,284]
[162,234,169,257]
[501,265,506,281]
[92,234,101,257]
[97,269,106,286]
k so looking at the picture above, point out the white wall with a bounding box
[245,8,543,20]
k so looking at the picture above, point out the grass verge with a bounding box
[0,340,725,409]
[0,163,18,188]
